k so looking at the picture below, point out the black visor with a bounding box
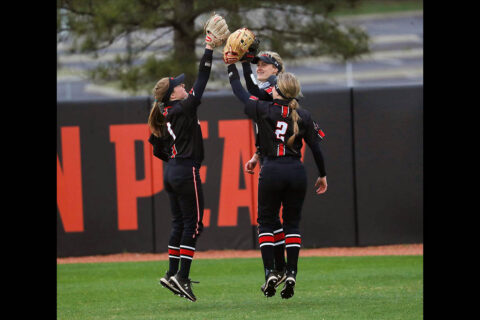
[162,73,185,103]
[251,54,282,72]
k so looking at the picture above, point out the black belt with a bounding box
[167,157,202,168]
[264,156,300,162]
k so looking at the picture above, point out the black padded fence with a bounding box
[57,85,423,257]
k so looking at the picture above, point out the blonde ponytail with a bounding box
[148,78,170,137]
[276,72,302,148]
[286,99,300,148]
[148,100,167,137]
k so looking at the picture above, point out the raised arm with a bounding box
[227,63,251,104]
[241,62,262,96]
[191,45,213,100]
[241,62,276,101]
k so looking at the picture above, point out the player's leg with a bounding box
[257,162,284,296]
[273,218,287,287]
[169,164,204,302]
[280,161,307,299]
[159,165,184,296]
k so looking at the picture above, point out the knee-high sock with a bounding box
[259,232,275,276]
[167,246,180,276]
[177,244,196,279]
[285,234,301,273]
[273,228,286,271]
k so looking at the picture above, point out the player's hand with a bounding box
[245,159,257,174]
[314,176,327,194]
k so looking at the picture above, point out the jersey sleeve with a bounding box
[242,62,262,96]
[244,96,260,121]
[244,98,270,122]
[303,112,327,177]
[180,48,213,116]
[179,89,201,116]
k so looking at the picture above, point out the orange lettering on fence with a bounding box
[110,124,163,230]
[57,126,84,232]
[217,120,258,226]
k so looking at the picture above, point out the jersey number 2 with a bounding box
[275,121,288,141]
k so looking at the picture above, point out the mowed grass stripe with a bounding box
[57,255,422,320]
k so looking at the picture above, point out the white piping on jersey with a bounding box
[192,167,201,239]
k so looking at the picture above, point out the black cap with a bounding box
[251,54,282,72]
[162,73,185,103]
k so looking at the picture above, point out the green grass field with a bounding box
[57,255,422,320]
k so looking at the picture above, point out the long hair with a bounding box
[276,72,302,148]
[148,78,170,137]
[258,50,285,75]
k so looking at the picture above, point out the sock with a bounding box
[273,228,286,271]
[177,245,195,279]
[285,234,301,274]
[259,232,275,275]
[167,245,180,276]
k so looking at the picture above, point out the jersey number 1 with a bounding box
[167,122,176,140]
[275,121,288,141]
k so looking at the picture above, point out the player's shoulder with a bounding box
[248,95,272,106]
[297,107,312,119]
[179,91,201,112]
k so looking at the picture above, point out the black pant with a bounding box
[257,157,307,236]
[164,158,204,249]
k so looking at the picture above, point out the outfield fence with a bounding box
[57,84,423,257]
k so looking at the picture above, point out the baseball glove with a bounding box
[204,13,230,48]
[240,38,260,63]
[223,28,256,64]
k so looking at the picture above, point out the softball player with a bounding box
[241,51,289,287]
[147,43,214,302]
[227,63,328,299]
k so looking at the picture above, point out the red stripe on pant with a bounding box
[192,167,201,238]
[285,237,301,244]
[180,248,195,258]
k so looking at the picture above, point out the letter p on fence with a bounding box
[110,124,164,230]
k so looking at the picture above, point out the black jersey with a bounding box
[244,97,326,176]
[148,95,205,163]
[149,48,212,164]
[228,63,326,177]
[162,94,205,162]
[245,97,324,157]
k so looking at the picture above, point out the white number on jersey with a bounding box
[167,122,176,140]
[275,121,288,141]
